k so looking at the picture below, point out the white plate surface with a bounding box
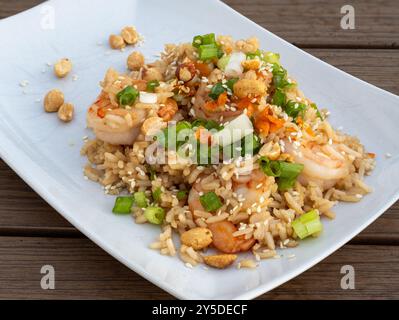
[0,0,398,300]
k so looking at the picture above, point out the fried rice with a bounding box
[81,33,375,269]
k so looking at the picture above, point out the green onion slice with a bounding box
[198,44,219,61]
[272,89,287,107]
[192,33,216,48]
[116,86,139,106]
[199,191,223,212]
[291,210,323,239]
[112,196,134,215]
[152,187,162,203]
[263,51,280,65]
[209,82,226,100]
[144,206,165,225]
[284,101,307,120]
[259,157,304,191]
[134,191,148,208]
[177,190,188,201]
[146,80,160,92]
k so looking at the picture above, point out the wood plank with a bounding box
[305,49,399,95]
[0,0,43,19]
[0,236,397,299]
[223,0,399,48]
[1,0,398,48]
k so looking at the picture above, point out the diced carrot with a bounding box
[203,101,218,112]
[236,98,255,117]
[305,125,316,137]
[97,107,106,118]
[367,152,376,159]
[217,92,228,106]
[195,62,212,77]
[255,118,270,134]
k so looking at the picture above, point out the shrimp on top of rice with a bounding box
[81,33,376,269]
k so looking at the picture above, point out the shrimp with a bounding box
[192,83,242,122]
[208,221,255,254]
[232,169,270,210]
[285,141,350,190]
[87,95,146,145]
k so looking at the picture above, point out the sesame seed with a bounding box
[385,153,392,158]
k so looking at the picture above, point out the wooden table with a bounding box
[1,0,398,299]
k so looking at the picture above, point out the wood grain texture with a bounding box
[1,0,398,47]
[0,0,43,19]
[0,236,397,299]
[222,0,399,48]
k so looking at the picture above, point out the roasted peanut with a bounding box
[176,62,196,82]
[58,103,74,122]
[242,59,261,71]
[180,227,213,250]
[54,58,72,78]
[127,51,145,71]
[121,26,139,45]
[235,37,259,54]
[233,79,266,98]
[259,141,281,160]
[44,89,64,112]
[109,34,126,50]
[204,254,237,269]
[158,98,178,121]
[143,67,163,82]
[141,116,167,136]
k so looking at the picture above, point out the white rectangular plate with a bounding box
[0,0,398,300]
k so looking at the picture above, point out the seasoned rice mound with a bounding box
[81,33,376,268]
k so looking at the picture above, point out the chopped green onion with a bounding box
[177,190,188,201]
[241,134,261,157]
[144,206,165,225]
[116,86,139,106]
[263,52,280,65]
[209,82,226,100]
[156,121,192,149]
[202,33,216,45]
[192,119,223,131]
[217,54,230,70]
[192,35,204,48]
[277,161,304,191]
[246,49,262,60]
[198,44,219,61]
[208,79,237,100]
[147,166,157,181]
[146,80,160,92]
[272,89,287,107]
[152,187,162,203]
[199,192,223,212]
[291,210,323,239]
[259,157,282,177]
[310,103,323,120]
[134,191,148,208]
[192,33,216,48]
[112,196,134,215]
[259,157,304,191]
[284,101,307,120]
[226,78,238,92]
